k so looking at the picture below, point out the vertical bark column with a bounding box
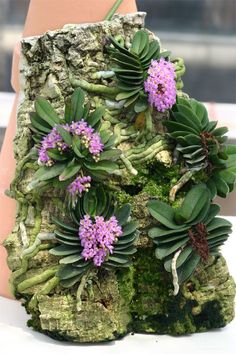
[0,0,137,299]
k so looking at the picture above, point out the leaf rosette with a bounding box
[148,184,232,286]
[49,187,139,288]
[28,88,121,192]
[108,29,171,112]
[165,97,236,197]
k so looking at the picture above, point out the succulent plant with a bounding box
[148,184,232,292]
[49,187,139,288]
[165,97,236,197]
[28,88,121,193]
[108,29,171,112]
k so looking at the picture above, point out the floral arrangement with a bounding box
[6,3,236,342]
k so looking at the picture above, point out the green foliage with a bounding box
[165,97,236,198]
[49,187,139,288]
[108,30,170,111]
[29,88,121,190]
[147,184,232,284]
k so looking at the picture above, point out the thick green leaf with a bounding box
[35,97,60,126]
[148,199,182,230]
[59,161,81,181]
[60,274,83,287]
[84,160,118,172]
[49,244,79,256]
[130,30,149,55]
[177,252,201,284]
[113,246,137,256]
[108,255,130,264]
[52,217,78,232]
[60,254,84,264]
[148,226,188,239]
[47,149,69,161]
[86,107,104,127]
[122,221,138,236]
[99,149,121,161]
[30,112,51,133]
[175,184,210,224]
[155,237,188,260]
[72,137,84,158]
[115,204,131,226]
[56,126,72,146]
[71,88,85,121]
[34,163,66,181]
[207,217,232,232]
[134,98,148,113]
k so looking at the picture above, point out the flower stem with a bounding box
[104,0,124,21]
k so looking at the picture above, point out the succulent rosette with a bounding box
[49,187,139,288]
[108,29,179,114]
[28,88,121,194]
[165,97,236,198]
[148,184,232,289]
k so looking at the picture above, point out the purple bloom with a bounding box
[78,215,122,266]
[38,120,104,165]
[144,58,176,112]
[38,127,69,165]
[89,133,104,156]
[67,175,91,196]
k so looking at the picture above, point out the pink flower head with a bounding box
[38,120,104,165]
[67,175,91,196]
[78,215,122,266]
[144,58,176,112]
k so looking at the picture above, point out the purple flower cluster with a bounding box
[70,120,104,159]
[79,215,123,266]
[38,120,104,165]
[38,127,69,165]
[144,58,176,112]
[67,175,91,196]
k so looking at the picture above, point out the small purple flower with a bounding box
[38,127,69,165]
[38,120,104,165]
[78,215,122,266]
[89,133,104,156]
[144,58,176,112]
[67,175,91,196]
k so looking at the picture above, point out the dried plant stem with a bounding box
[169,170,194,202]
[171,248,182,296]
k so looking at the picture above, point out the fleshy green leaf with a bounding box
[35,97,60,126]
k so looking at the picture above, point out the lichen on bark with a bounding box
[3,12,235,343]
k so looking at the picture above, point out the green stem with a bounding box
[10,244,51,295]
[17,266,59,292]
[104,0,124,21]
[28,276,60,310]
[70,77,119,96]
[120,154,138,175]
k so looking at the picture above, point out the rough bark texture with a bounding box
[3,12,235,343]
